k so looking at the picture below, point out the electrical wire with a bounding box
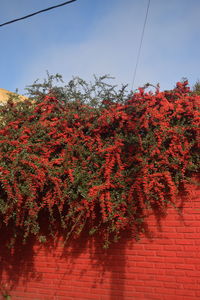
[0,0,77,28]
[131,0,151,90]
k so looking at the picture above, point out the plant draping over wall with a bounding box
[0,78,199,247]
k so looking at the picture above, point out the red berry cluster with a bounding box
[0,81,199,246]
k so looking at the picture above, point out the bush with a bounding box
[0,76,199,247]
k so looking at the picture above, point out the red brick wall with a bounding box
[0,181,200,300]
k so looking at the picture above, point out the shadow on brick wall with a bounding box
[0,225,41,295]
[0,181,195,299]
[0,221,150,299]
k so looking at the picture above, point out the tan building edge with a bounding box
[0,88,27,104]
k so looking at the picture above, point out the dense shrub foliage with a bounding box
[0,79,199,247]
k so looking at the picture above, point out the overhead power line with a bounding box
[131,0,151,90]
[0,0,77,28]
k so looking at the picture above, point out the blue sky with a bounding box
[0,0,200,94]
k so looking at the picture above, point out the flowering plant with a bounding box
[0,77,199,247]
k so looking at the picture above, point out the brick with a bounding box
[176,227,196,233]
[127,255,146,262]
[184,258,200,264]
[176,251,196,258]
[139,250,156,256]
[164,257,185,264]
[196,291,200,297]
[147,256,165,263]
[163,296,196,300]
[183,283,200,290]
[175,264,195,270]
[166,221,184,227]
[153,262,174,269]
[163,245,184,251]
[136,273,155,280]
[164,282,182,289]
[0,187,199,299]
[184,245,199,251]
[145,244,164,250]
[175,288,196,296]
[194,265,200,271]
[154,238,175,245]
[175,239,195,245]
[156,250,177,257]
[135,262,155,268]
[125,279,145,286]
[176,276,197,284]
[154,287,177,295]
[154,274,177,282]
[185,270,200,277]
[143,293,161,300]
[135,286,155,293]
[145,280,164,287]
